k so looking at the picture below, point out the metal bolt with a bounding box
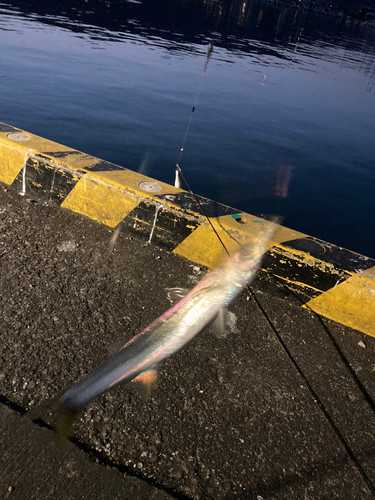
[139,181,163,193]
[7,133,30,142]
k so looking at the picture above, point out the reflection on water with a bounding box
[0,0,375,256]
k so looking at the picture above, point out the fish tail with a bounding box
[54,401,81,449]
[27,394,81,449]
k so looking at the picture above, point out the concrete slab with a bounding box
[0,404,169,500]
[0,186,374,499]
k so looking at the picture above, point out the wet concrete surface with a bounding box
[0,185,374,500]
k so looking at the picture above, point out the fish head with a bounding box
[226,218,279,282]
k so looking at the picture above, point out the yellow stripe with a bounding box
[0,141,27,185]
[303,266,375,338]
[0,130,74,156]
[0,129,77,185]
[62,172,140,227]
[174,214,306,268]
[62,169,183,227]
[1,122,375,339]
[95,169,182,196]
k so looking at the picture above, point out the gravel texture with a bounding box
[0,186,374,499]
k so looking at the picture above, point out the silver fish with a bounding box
[55,220,276,444]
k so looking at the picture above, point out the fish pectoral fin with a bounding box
[131,369,158,400]
[165,287,190,305]
[210,307,228,338]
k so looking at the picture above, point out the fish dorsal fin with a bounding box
[131,369,158,400]
[210,307,228,338]
[166,287,190,306]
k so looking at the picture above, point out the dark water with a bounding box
[1,0,375,257]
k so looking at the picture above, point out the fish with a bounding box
[53,219,276,446]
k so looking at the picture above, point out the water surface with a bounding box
[1,0,374,256]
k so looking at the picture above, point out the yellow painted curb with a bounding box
[303,267,375,336]
[0,121,374,337]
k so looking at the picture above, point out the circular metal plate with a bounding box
[7,133,31,142]
[138,181,163,193]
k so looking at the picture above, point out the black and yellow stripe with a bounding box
[1,122,374,338]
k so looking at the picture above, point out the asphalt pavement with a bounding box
[0,185,374,500]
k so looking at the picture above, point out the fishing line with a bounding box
[247,286,375,496]
[175,42,213,180]
[177,36,374,498]
[280,281,375,414]
[174,44,273,259]
[173,42,230,257]
[175,164,230,257]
